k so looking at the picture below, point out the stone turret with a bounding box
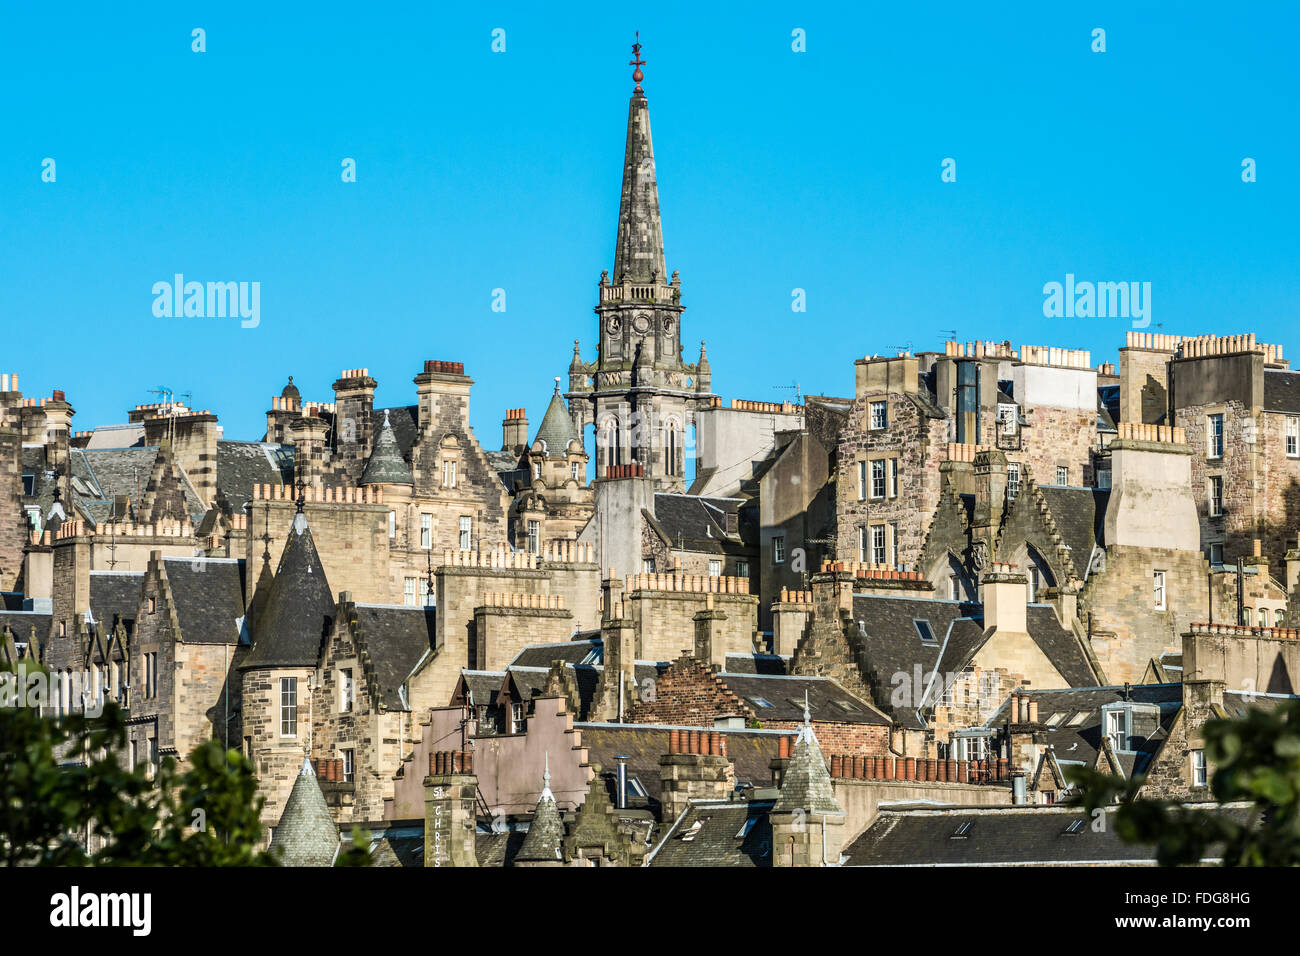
[269,758,340,866]
[769,695,846,866]
[514,754,565,867]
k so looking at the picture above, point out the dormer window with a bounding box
[1104,708,1127,751]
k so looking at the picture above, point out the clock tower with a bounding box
[565,36,715,492]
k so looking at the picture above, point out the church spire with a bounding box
[613,34,666,285]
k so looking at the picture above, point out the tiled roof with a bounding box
[651,493,751,556]
[1264,369,1300,414]
[88,571,143,631]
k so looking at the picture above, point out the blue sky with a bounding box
[2,2,1296,453]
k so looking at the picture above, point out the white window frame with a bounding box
[870,524,886,564]
[527,520,540,555]
[708,560,722,577]
[1191,749,1207,787]
[857,461,867,501]
[443,459,457,488]
[280,677,298,738]
[420,513,432,550]
[1055,465,1068,485]
[388,510,396,539]
[870,459,886,500]
[773,536,785,564]
[404,577,419,606]
[339,667,354,713]
[459,516,472,551]
[1288,417,1299,458]
[869,400,887,430]
[888,458,899,498]
[1153,570,1166,610]
[1208,475,1223,516]
[342,748,355,783]
[1207,413,1224,459]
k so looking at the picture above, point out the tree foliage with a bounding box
[1,668,368,866]
[1067,698,1300,866]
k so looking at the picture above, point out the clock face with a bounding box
[632,313,651,335]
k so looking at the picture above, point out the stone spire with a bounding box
[772,693,844,817]
[361,408,413,485]
[613,36,666,284]
[514,753,566,865]
[241,509,334,669]
[268,758,340,866]
[533,379,581,459]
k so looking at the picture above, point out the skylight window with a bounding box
[914,619,937,644]
[1064,819,1086,835]
[750,697,773,708]
[735,818,758,838]
[1066,712,1088,727]
[1044,712,1067,727]
[950,821,974,839]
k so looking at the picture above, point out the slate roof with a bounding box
[772,717,843,816]
[1035,485,1109,562]
[648,800,774,867]
[374,405,420,460]
[70,447,206,523]
[509,638,602,668]
[1264,369,1300,414]
[576,723,787,810]
[514,766,566,863]
[650,493,750,556]
[88,571,143,626]
[81,424,146,449]
[242,513,334,668]
[851,595,986,729]
[984,683,1183,773]
[350,603,435,708]
[0,610,51,647]
[1023,605,1098,687]
[844,804,1257,866]
[269,759,340,866]
[216,441,293,514]
[533,385,581,458]
[508,664,603,719]
[361,413,414,485]
[161,557,246,644]
[719,673,890,725]
[722,652,788,675]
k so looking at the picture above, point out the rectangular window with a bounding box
[643,558,656,574]
[736,560,749,578]
[1191,749,1207,787]
[280,678,298,737]
[129,739,138,770]
[572,462,581,481]
[1288,418,1299,458]
[339,668,354,713]
[998,404,1017,435]
[870,459,886,499]
[858,526,867,563]
[1207,413,1224,458]
[869,401,887,430]
[1105,709,1126,752]
[870,524,887,564]
[404,577,419,606]
[459,516,472,551]
[1055,465,1068,485]
[527,520,540,555]
[511,702,525,734]
[341,748,355,784]
[708,560,722,577]
[419,576,433,606]
[148,737,158,777]
[388,511,396,538]
[1208,475,1224,516]
[1153,570,1166,610]
[890,522,899,568]
[1007,463,1021,500]
[888,458,899,498]
[773,536,785,564]
[420,513,432,549]
[857,461,867,501]
[1209,543,1224,566]
[1096,467,1111,490]
[443,459,457,488]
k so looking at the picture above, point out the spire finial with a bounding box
[553,375,562,394]
[541,750,553,800]
[803,690,811,727]
[630,32,645,92]
[383,407,391,428]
